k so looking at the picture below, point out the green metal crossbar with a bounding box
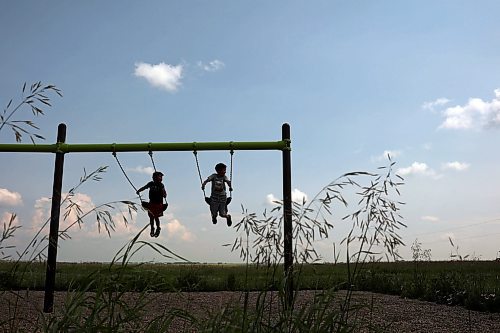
[0,140,290,153]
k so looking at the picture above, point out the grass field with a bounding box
[1,260,499,312]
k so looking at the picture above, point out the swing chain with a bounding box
[193,150,207,198]
[229,149,234,198]
[112,149,143,201]
[148,145,157,172]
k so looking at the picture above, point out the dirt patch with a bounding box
[1,290,499,332]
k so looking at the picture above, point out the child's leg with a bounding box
[149,217,155,236]
[209,200,218,224]
[219,204,232,227]
[154,217,161,237]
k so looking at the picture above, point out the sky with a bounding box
[1,1,500,263]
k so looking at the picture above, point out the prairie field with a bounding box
[2,260,499,311]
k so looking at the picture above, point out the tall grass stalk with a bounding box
[0,81,62,143]
[225,157,405,331]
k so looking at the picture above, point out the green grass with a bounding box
[2,260,499,312]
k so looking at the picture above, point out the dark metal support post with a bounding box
[43,123,66,313]
[282,123,293,308]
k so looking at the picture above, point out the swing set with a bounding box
[0,123,293,312]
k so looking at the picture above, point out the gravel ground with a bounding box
[1,290,499,332]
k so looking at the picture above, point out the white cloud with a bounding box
[397,161,468,178]
[165,219,195,242]
[397,162,440,179]
[374,150,401,162]
[266,193,280,205]
[439,89,500,130]
[442,161,470,171]
[0,188,22,206]
[266,188,308,205]
[32,197,51,231]
[134,62,183,92]
[197,59,225,72]
[421,215,440,223]
[292,189,308,203]
[128,166,155,175]
[422,98,451,111]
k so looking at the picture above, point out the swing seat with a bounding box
[142,201,168,211]
[204,197,231,205]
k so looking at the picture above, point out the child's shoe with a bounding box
[212,216,217,224]
[150,229,155,237]
[226,214,232,227]
[154,227,161,237]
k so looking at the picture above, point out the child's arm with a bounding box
[201,175,212,190]
[136,184,148,195]
[225,178,233,191]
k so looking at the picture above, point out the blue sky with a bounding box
[1,1,500,263]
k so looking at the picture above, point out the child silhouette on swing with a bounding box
[202,163,233,226]
[137,171,167,237]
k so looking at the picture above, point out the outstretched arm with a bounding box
[136,184,147,195]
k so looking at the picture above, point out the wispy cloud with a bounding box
[421,215,440,223]
[422,98,451,111]
[134,62,183,92]
[0,188,22,206]
[422,143,433,151]
[397,160,469,179]
[439,89,500,130]
[127,166,155,175]
[442,161,470,171]
[442,232,455,242]
[373,149,401,162]
[197,59,225,72]
[397,162,440,178]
